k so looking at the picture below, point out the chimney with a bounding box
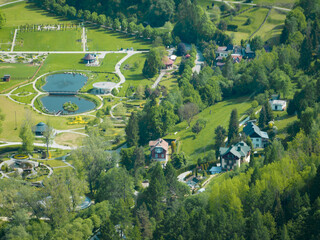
[237,146,241,151]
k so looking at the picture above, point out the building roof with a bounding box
[219,141,251,159]
[32,122,48,133]
[209,166,222,173]
[216,62,225,67]
[93,82,117,90]
[169,55,177,61]
[245,44,254,54]
[243,122,269,139]
[231,54,242,63]
[217,46,227,52]
[149,138,169,152]
[216,56,224,61]
[163,57,174,66]
[83,54,96,61]
[270,100,286,106]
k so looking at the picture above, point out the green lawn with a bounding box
[274,111,297,139]
[0,63,38,92]
[0,27,14,50]
[255,9,287,45]
[37,53,126,76]
[10,93,37,104]
[1,2,74,27]
[38,159,68,168]
[14,30,82,51]
[0,95,85,142]
[86,27,152,51]
[166,96,252,163]
[119,53,155,96]
[80,73,119,93]
[225,7,270,44]
[11,83,35,94]
[252,0,295,8]
[158,73,179,91]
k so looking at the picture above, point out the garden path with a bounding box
[10,29,18,52]
[211,0,291,11]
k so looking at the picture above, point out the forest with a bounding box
[0,0,319,239]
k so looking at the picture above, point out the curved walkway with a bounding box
[211,0,291,12]
[0,0,25,8]
[114,51,139,89]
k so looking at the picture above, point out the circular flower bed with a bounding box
[14,154,29,160]
[63,101,79,112]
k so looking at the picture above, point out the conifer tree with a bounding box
[299,35,313,71]
[125,112,140,147]
[228,109,239,144]
[259,106,266,128]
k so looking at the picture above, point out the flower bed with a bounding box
[13,154,29,159]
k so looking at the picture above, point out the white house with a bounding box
[269,100,286,111]
[243,122,269,148]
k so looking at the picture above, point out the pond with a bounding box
[40,95,96,115]
[42,73,88,92]
[39,73,96,115]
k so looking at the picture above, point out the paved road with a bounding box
[211,0,291,11]
[114,51,139,89]
[10,29,17,52]
[151,70,166,89]
[0,141,75,150]
[192,47,204,74]
[0,0,25,7]
[82,27,86,52]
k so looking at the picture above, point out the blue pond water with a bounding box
[39,73,96,115]
[41,95,95,114]
[42,73,88,92]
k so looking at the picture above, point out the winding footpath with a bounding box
[211,0,291,12]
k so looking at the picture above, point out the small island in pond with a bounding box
[63,101,79,112]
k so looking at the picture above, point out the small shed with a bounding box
[209,166,222,175]
[32,122,49,136]
[3,75,10,82]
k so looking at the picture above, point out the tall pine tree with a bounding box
[228,109,239,145]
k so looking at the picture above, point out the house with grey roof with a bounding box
[243,122,269,148]
[219,141,251,171]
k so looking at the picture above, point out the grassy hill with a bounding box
[166,96,252,164]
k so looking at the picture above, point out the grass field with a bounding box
[0,27,14,50]
[225,7,270,44]
[14,30,82,51]
[255,9,287,45]
[0,63,38,92]
[119,53,155,96]
[252,0,296,8]
[87,27,152,51]
[273,112,297,139]
[1,2,74,27]
[55,132,86,147]
[37,53,126,76]
[158,73,179,91]
[0,95,89,142]
[166,96,252,163]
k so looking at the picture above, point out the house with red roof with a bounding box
[149,138,169,166]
